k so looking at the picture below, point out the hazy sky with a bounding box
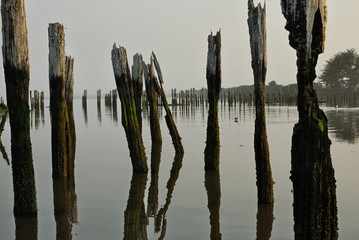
[1,0,359,98]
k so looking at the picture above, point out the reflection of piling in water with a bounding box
[205,171,222,240]
[2,0,37,214]
[111,44,148,173]
[204,30,221,171]
[34,90,40,128]
[82,90,88,125]
[49,23,69,177]
[112,90,118,124]
[256,204,274,240]
[248,0,274,204]
[155,152,184,237]
[53,177,73,240]
[123,173,148,240]
[0,111,10,165]
[147,142,162,218]
[132,54,144,132]
[40,91,45,125]
[151,52,184,154]
[105,91,113,120]
[143,58,162,144]
[281,1,338,239]
[97,89,102,123]
[15,215,38,240]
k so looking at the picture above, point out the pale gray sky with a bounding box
[1,0,358,98]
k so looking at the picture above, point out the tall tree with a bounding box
[319,49,359,89]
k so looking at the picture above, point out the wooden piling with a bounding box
[143,58,162,144]
[65,56,76,177]
[256,204,274,240]
[151,52,184,154]
[281,1,338,239]
[111,44,148,173]
[248,0,274,204]
[49,23,69,177]
[1,0,37,214]
[132,53,144,132]
[204,30,221,171]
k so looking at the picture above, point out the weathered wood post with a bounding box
[151,52,184,154]
[15,216,38,239]
[204,30,221,171]
[248,0,274,204]
[205,171,222,240]
[256,203,274,240]
[1,0,37,214]
[49,23,69,177]
[281,1,338,239]
[111,44,148,173]
[143,58,162,144]
[65,56,76,177]
[132,54,144,133]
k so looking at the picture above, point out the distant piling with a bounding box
[204,30,221,171]
[248,0,274,204]
[1,0,37,214]
[111,44,148,173]
[48,23,69,177]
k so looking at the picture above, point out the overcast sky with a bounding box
[1,0,358,98]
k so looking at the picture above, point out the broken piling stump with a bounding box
[132,53,144,133]
[151,52,184,154]
[49,23,69,177]
[248,0,274,204]
[143,58,162,144]
[1,0,37,215]
[111,44,148,173]
[65,56,76,177]
[204,31,221,171]
[281,0,338,239]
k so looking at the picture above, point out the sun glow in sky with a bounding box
[0,0,358,98]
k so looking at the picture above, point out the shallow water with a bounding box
[0,98,358,239]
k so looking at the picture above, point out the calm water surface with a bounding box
[0,98,358,239]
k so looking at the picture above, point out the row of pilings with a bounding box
[1,0,338,239]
